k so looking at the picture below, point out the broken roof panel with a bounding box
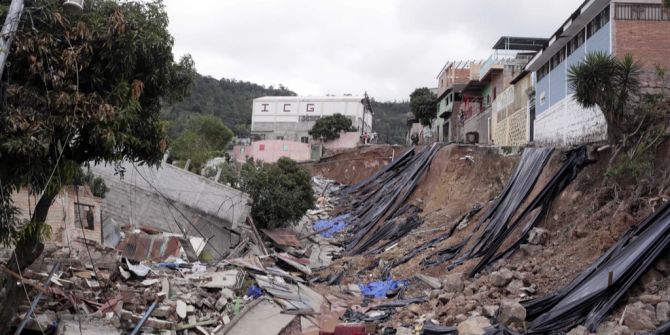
[116,233,181,262]
[224,298,297,335]
[262,228,302,248]
[92,161,250,228]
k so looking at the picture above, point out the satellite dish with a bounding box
[63,0,84,13]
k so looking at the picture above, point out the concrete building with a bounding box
[527,0,670,145]
[92,161,251,260]
[436,84,466,143]
[243,95,373,162]
[462,37,546,145]
[493,71,536,146]
[435,61,481,143]
[251,95,373,143]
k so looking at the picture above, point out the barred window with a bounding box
[615,3,670,21]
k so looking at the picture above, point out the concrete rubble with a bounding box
[4,146,670,335]
[0,176,352,335]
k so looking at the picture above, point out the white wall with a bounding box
[534,95,607,146]
[252,97,372,132]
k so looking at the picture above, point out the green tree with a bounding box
[410,88,437,126]
[72,167,110,198]
[239,158,314,229]
[0,0,193,327]
[371,99,410,144]
[170,115,234,172]
[568,52,641,143]
[309,113,356,141]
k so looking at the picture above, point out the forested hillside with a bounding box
[162,74,296,136]
[162,73,409,144]
[371,100,409,145]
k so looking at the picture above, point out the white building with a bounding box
[251,95,373,143]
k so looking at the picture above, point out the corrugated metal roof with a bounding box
[261,229,302,248]
[116,233,182,262]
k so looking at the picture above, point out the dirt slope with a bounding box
[303,145,406,185]
[311,141,670,332]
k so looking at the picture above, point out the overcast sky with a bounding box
[164,0,583,101]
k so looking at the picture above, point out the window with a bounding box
[75,203,95,230]
[282,144,289,152]
[587,6,610,38]
[568,28,586,56]
[276,136,284,140]
[300,137,309,144]
[537,63,550,81]
[299,115,321,122]
[615,3,669,21]
[493,87,497,100]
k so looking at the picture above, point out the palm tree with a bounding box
[568,52,641,143]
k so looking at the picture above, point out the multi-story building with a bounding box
[237,95,373,162]
[462,37,546,144]
[435,61,481,143]
[527,0,670,145]
[436,83,467,143]
[493,71,535,146]
[251,95,373,143]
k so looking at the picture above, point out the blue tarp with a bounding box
[358,278,408,299]
[314,214,350,238]
[247,285,263,299]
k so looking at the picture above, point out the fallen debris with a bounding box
[524,201,670,333]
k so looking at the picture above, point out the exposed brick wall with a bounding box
[614,19,670,88]
[11,187,103,246]
[437,68,471,97]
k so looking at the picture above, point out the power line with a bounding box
[132,165,231,261]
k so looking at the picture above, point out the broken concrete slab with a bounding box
[219,299,296,335]
[59,317,122,335]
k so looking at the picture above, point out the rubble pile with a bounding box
[1,176,358,335]
[4,244,250,334]
[4,145,670,335]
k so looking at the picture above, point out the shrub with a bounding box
[240,158,314,229]
[309,113,355,141]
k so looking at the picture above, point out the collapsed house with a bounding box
[4,144,670,335]
[92,161,251,262]
[12,185,104,246]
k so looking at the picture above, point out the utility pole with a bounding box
[0,0,25,80]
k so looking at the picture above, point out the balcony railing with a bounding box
[479,51,534,79]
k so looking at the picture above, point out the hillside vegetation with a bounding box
[162,74,297,137]
[162,73,409,144]
[372,100,410,144]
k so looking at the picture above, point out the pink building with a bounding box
[233,140,312,163]
[233,132,363,163]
